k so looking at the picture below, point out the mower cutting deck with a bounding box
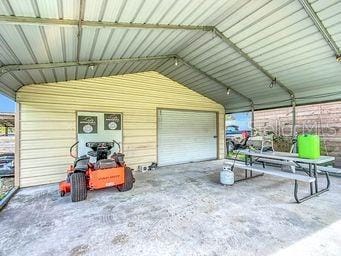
[59,140,134,202]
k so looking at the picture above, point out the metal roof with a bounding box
[0,0,340,112]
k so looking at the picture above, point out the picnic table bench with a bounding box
[227,149,339,203]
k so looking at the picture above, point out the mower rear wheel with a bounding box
[117,167,134,192]
[70,172,87,202]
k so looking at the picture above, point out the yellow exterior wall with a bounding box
[16,71,225,187]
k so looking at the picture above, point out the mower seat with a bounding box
[95,159,117,169]
[74,156,90,171]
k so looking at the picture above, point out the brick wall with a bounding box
[254,101,341,157]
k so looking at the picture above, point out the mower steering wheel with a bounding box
[70,141,79,158]
[112,139,121,153]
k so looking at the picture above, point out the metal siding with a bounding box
[157,109,217,166]
[17,71,225,187]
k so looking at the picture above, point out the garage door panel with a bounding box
[158,109,217,166]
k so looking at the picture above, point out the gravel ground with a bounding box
[0,136,15,199]
[0,177,14,199]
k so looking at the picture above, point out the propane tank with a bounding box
[220,163,234,185]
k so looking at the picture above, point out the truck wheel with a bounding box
[117,167,134,192]
[70,172,87,202]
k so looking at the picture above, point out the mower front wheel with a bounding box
[70,172,87,202]
[117,167,134,192]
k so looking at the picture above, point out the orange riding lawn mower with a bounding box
[59,139,135,202]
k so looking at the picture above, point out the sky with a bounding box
[0,94,15,113]
[226,112,251,131]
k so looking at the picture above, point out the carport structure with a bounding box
[0,0,340,187]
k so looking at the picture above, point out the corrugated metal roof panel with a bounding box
[309,0,341,50]
[1,73,22,91]
[0,1,12,16]
[0,0,340,112]
[8,0,37,17]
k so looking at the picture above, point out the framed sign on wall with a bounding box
[104,113,122,130]
[77,115,98,134]
[77,112,123,158]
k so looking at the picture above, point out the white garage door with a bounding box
[157,109,218,166]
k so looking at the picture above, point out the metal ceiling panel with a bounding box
[0,0,340,112]
[0,24,77,65]
[309,0,341,50]
[35,0,60,19]
[83,0,250,27]
[2,0,79,19]
[0,24,35,64]
[175,32,289,107]
[78,28,203,61]
[0,1,12,16]
[1,72,22,91]
[12,70,34,85]
[7,0,36,17]
[155,59,250,108]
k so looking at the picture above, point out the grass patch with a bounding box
[227,151,245,161]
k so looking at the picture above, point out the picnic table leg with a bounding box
[313,164,318,193]
[294,169,331,203]
[244,155,248,179]
[234,155,263,183]
[249,155,253,177]
[326,171,331,189]
[309,163,313,195]
[294,180,300,203]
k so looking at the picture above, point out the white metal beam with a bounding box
[0,54,253,107]
[76,0,86,63]
[176,56,253,105]
[213,29,296,99]
[0,55,176,74]
[0,15,293,104]
[298,0,340,58]
[292,99,296,138]
[0,15,214,31]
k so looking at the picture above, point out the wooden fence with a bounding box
[254,101,341,157]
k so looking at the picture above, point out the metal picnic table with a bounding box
[236,149,335,203]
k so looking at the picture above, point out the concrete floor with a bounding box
[1,160,341,256]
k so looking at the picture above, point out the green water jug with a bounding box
[298,134,320,159]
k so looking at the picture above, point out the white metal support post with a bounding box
[251,105,255,136]
[292,97,297,138]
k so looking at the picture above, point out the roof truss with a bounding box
[0,0,340,111]
[0,54,252,105]
[0,14,293,107]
